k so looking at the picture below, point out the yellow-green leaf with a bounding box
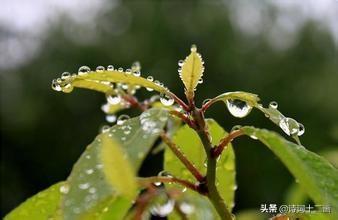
[4,182,64,220]
[52,70,169,95]
[179,45,204,98]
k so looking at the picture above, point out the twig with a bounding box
[212,130,243,158]
[160,133,204,182]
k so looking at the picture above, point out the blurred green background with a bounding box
[1,0,337,217]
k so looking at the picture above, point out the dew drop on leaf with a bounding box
[125,68,131,74]
[106,94,121,105]
[59,184,70,194]
[78,183,90,190]
[147,76,154,81]
[117,67,123,72]
[78,66,91,75]
[158,170,173,178]
[51,79,62,91]
[298,123,305,136]
[178,60,184,67]
[62,83,73,93]
[107,65,114,71]
[279,117,300,136]
[160,93,174,106]
[150,199,175,217]
[179,202,195,215]
[133,71,141,77]
[269,101,278,109]
[190,44,197,52]
[117,114,130,125]
[226,99,252,118]
[96,66,105,72]
[61,72,71,80]
[101,125,110,133]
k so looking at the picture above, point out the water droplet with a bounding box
[51,80,62,91]
[298,123,305,136]
[118,67,123,72]
[106,93,121,105]
[125,68,131,74]
[59,184,70,194]
[101,125,110,133]
[279,117,300,136]
[178,67,182,73]
[198,78,203,84]
[160,93,174,106]
[231,125,242,132]
[158,171,173,178]
[107,65,114,71]
[147,76,154,81]
[150,199,175,217]
[203,158,208,168]
[154,80,161,86]
[61,72,71,80]
[133,71,141,77]
[117,115,130,125]
[85,169,94,175]
[250,134,258,140]
[106,114,117,123]
[226,99,252,118]
[78,66,91,75]
[182,187,187,192]
[179,202,195,215]
[190,44,197,52]
[178,60,184,67]
[96,66,105,72]
[154,182,162,186]
[89,187,96,194]
[269,101,278,109]
[78,183,90,190]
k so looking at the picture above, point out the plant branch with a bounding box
[168,91,190,111]
[160,133,204,182]
[212,130,243,158]
[137,176,198,193]
[191,108,233,220]
[169,110,195,128]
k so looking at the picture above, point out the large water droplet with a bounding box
[226,99,252,118]
[133,71,141,77]
[279,117,299,136]
[117,115,130,125]
[160,93,174,106]
[150,199,175,217]
[78,66,91,75]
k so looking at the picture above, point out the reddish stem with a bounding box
[168,92,190,112]
[169,110,196,128]
[212,130,243,157]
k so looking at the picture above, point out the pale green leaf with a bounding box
[242,127,338,220]
[61,134,137,220]
[4,182,64,220]
[164,119,236,211]
[179,45,204,98]
[211,91,260,107]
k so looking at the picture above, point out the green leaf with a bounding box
[179,45,204,98]
[110,107,169,170]
[164,119,236,211]
[211,91,260,107]
[4,182,64,220]
[242,127,338,220]
[61,134,137,220]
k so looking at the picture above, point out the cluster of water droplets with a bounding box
[139,110,167,136]
[263,101,305,137]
